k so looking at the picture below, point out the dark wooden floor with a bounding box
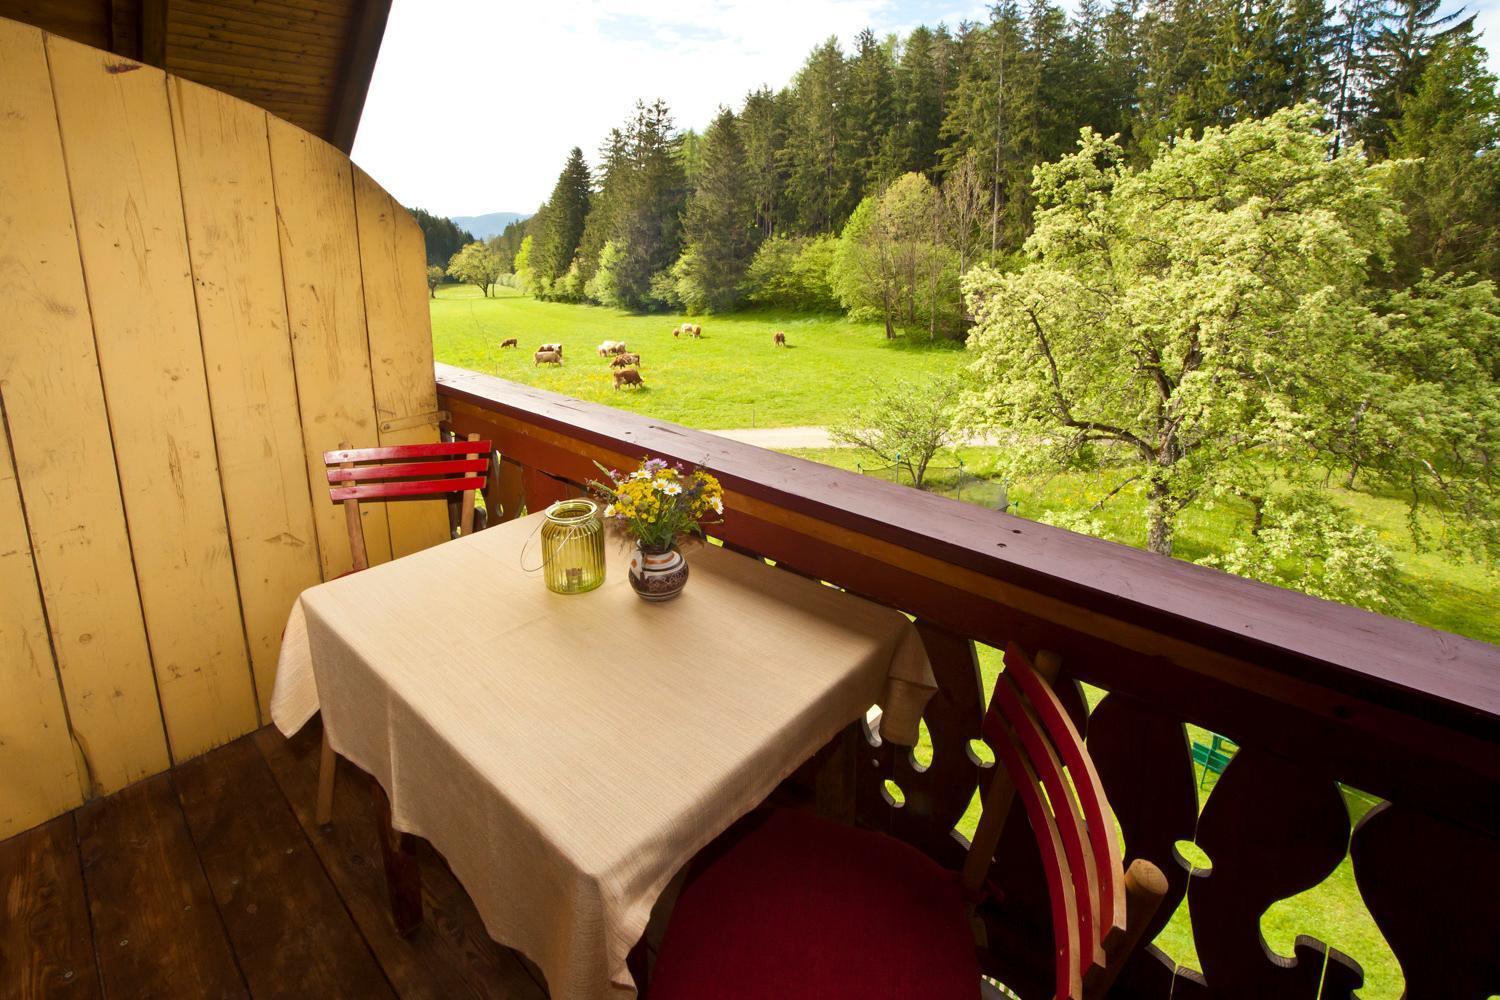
[0,719,548,999]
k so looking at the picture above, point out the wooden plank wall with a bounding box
[0,17,444,837]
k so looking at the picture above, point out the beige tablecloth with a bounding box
[270,513,936,1000]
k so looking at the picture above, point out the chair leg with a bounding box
[316,727,336,826]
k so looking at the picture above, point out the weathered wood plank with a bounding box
[0,17,168,795]
[353,167,450,557]
[0,816,100,999]
[47,33,259,760]
[267,115,394,578]
[254,723,547,999]
[0,397,84,836]
[75,774,247,999]
[174,738,397,998]
[169,74,322,723]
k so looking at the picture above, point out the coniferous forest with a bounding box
[465,0,1500,332]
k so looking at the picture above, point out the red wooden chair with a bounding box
[648,644,1168,1000]
[314,435,492,826]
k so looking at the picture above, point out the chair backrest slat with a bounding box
[968,643,1159,1000]
[329,476,488,502]
[322,439,493,569]
[326,458,490,483]
[984,702,1084,999]
[991,674,1105,977]
[1007,648,1128,943]
[324,441,491,463]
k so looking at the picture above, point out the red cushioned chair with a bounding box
[648,644,1168,1000]
[313,435,491,827]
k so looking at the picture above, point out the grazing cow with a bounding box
[772,331,786,347]
[688,323,702,338]
[597,340,629,356]
[538,342,563,356]
[534,349,562,366]
[610,353,641,369]
[672,325,681,338]
[613,368,644,389]
[500,338,518,349]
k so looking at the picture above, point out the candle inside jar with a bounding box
[566,567,582,589]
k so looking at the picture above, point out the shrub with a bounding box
[745,235,840,311]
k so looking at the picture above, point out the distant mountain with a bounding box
[451,212,529,240]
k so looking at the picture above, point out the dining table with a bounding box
[270,510,937,999]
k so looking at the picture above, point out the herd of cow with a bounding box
[496,324,791,390]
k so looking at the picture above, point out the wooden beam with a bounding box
[110,0,143,59]
[327,0,391,152]
[140,0,166,66]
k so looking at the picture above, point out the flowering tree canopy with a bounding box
[961,105,1498,563]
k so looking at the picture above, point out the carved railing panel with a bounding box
[436,369,1500,1000]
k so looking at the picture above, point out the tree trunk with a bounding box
[1146,478,1174,557]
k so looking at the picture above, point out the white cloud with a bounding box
[351,0,1500,217]
[352,0,987,215]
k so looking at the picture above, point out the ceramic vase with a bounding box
[628,542,688,601]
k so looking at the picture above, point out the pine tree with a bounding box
[843,28,897,193]
[1388,35,1500,281]
[534,148,591,288]
[740,87,790,236]
[785,38,850,234]
[1359,0,1477,155]
[678,108,761,311]
[611,99,689,310]
[577,128,629,287]
[887,26,945,176]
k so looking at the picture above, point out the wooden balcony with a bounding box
[430,364,1500,998]
[5,365,1498,998]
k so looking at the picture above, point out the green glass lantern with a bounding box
[540,499,606,595]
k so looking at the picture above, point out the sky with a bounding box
[351,0,1500,218]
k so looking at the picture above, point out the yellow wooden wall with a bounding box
[0,17,447,838]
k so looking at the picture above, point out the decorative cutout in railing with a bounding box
[436,365,1500,999]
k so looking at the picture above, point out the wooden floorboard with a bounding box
[253,721,547,999]
[8,727,548,999]
[0,815,101,999]
[173,739,397,999]
[74,772,248,999]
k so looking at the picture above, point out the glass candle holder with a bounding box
[541,499,605,595]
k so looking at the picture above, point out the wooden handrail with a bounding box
[435,363,1500,829]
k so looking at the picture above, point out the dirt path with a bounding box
[708,427,1006,450]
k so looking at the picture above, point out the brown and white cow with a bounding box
[534,349,562,366]
[613,368,644,389]
[610,353,641,369]
[500,338,518,348]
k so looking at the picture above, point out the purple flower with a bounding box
[643,458,668,474]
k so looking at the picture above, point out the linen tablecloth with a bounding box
[270,512,936,1000]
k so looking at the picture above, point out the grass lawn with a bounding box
[429,284,963,428]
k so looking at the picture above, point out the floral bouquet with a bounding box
[590,457,724,553]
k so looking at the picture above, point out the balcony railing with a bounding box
[436,362,1500,998]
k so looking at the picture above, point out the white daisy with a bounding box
[661,482,683,496]
[604,504,616,518]
[711,497,723,514]
[630,469,650,480]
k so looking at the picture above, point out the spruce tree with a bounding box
[534,148,591,289]
[679,109,761,311]
[1388,35,1500,281]
[740,87,790,236]
[612,99,689,310]
[843,29,897,193]
[1359,0,1478,155]
[785,38,850,234]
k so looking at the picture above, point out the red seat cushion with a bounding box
[650,809,980,1000]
